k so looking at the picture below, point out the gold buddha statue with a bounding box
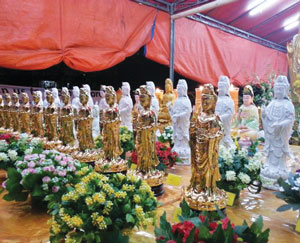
[43,90,61,149]
[128,85,164,195]
[11,93,20,133]
[158,78,176,132]
[185,84,227,211]
[19,93,31,134]
[3,93,13,132]
[57,88,77,153]
[0,95,4,130]
[95,86,127,173]
[31,91,44,137]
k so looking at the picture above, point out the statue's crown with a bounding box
[243,85,254,97]
[105,86,116,96]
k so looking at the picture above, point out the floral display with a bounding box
[2,150,85,204]
[217,144,263,195]
[119,126,135,159]
[158,126,174,145]
[155,200,270,243]
[0,133,42,171]
[49,171,157,242]
[274,172,300,212]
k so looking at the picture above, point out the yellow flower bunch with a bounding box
[85,197,93,206]
[62,190,79,202]
[141,217,154,227]
[102,183,115,195]
[115,190,127,199]
[135,205,145,219]
[128,175,138,183]
[91,213,107,230]
[122,184,135,192]
[75,182,88,195]
[70,215,83,228]
[65,234,77,243]
[120,133,132,143]
[139,182,152,194]
[92,192,106,204]
[117,173,126,181]
[103,201,113,215]
[133,195,141,204]
[48,217,61,235]
[76,166,90,176]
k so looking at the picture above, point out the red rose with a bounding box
[166,241,176,243]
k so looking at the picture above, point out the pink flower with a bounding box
[1,180,6,189]
[28,168,36,174]
[58,171,66,177]
[49,166,55,172]
[69,165,76,171]
[39,154,46,160]
[27,161,35,168]
[167,241,176,243]
[52,186,60,193]
[59,160,67,166]
[42,176,51,183]
[54,155,62,161]
[43,166,51,172]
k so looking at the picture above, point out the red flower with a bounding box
[0,133,18,142]
[156,236,165,241]
[209,221,218,231]
[167,241,176,243]
[198,215,206,223]
[131,151,137,164]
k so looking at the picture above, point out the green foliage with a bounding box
[119,126,135,159]
[158,126,174,145]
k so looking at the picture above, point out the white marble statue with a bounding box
[52,88,61,108]
[261,75,295,190]
[99,85,109,111]
[83,84,94,109]
[92,104,100,139]
[72,86,81,112]
[168,79,192,165]
[119,82,133,131]
[146,81,159,117]
[43,90,48,108]
[216,76,235,149]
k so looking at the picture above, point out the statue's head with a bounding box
[100,85,106,98]
[12,93,19,104]
[105,86,116,107]
[274,75,290,99]
[243,85,254,106]
[33,91,42,105]
[46,90,54,104]
[165,78,173,93]
[79,88,89,106]
[73,86,79,98]
[61,87,70,105]
[146,81,155,96]
[51,88,59,98]
[21,93,29,104]
[121,82,130,96]
[4,93,11,103]
[139,85,152,109]
[177,79,188,97]
[218,76,230,96]
[202,84,217,113]
[83,84,91,94]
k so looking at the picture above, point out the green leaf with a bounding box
[250,216,263,234]
[185,227,196,243]
[181,199,192,218]
[125,213,135,224]
[104,217,112,226]
[211,224,226,242]
[257,229,270,243]
[122,204,131,214]
[198,225,211,240]
[32,184,44,197]
[277,204,292,212]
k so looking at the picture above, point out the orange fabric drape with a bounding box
[145,12,288,87]
[0,0,157,71]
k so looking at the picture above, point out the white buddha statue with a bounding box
[119,82,133,131]
[92,104,100,139]
[146,81,159,118]
[215,76,235,149]
[52,88,61,108]
[168,79,192,165]
[261,76,295,190]
[71,86,81,112]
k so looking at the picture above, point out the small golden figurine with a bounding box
[31,91,44,137]
[0,95,5,131]
[128,85,164,196]
[57,88,77,154]
[95,86,127,173]
[11,93,20,134]
[185,84,227,211]
[43,90,62,149]
[19,93,31,134]
[3,93,13,132]
[158,78,176,132]
[72,88,102,163]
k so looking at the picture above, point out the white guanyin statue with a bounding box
[261,75,295,190]
[52,88,61,108]
[119,82,133,131]
[146,81,159,117]
[43,90,48,108]
[99,85,109,111]
[72,86,81,112]
[92,104,100,139]
[168,79,192,165]
[215,76,235,149]
[83,84,94,109]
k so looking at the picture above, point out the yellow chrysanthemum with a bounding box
[133,195,141,204]
[135,205,145,218]
[71,215,83,228]
[92,192,106,204]
[85,197,93,206]
[62,191,79,202]
[117,173,126,181]
[139,182,151,193]
[65,233,77,243]
[75,182,88,195]
[115,191,127,199]
[47,217,61,235]
[91,213,107,230]
[102,183,115,195]
[76,166,89,176]
[103,201,113,215]
[122,184,135,192]
[128,175,138,183]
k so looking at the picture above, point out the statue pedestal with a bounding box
[42,139,62,150]
[72,149,103,163]
[56,144,79,154]
[261,165,290,191]
[94,158,128,173]
[184,187,227,211]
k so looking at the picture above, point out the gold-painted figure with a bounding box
[158,78,176,132]
[95,86,127,173]
[185,84,227,211]
[11,93,20,133]
[3,93,13,132]
[19,93,31,134]
[31,91,44,137]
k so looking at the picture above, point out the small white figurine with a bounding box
[72,86,81,112]
[146,81,159,117]
[52,88,61,108]
[215,76,235,149]
[261,75,295,190]
[119,82,133,131]
[168,79,192,165]
[92,104,100,139]
[83,84,94,109]
[43,90,48,108]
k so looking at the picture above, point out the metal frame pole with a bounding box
[169,5,175,84]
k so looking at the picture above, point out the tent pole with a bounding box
[169,6,175,84]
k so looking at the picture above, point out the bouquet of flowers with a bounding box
[155,200,270,243]
[274,172,300,212]
[0,133,42,171]
[158,126,174,146]
[49,171,157,243]
[217,145,263,195]
[119,126,135,159]
[2,150,85,204]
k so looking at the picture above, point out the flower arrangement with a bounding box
[0,133,42,171]
[2,150,85,204]
[155,200,270,243]
[95,135,103,149]
[274,172,300,212]
[119,126,135,159]
[217,144,263,195]
[158,126,174,145]
[49,171,157,243]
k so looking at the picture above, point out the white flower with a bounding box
[31,138,41,146]
[246,159,262,172]
[25,148,33,155]
[0,152,9,162]
[0,141,8,152]
[226,171,236,181]
[238,172,251,184]
[224,156,234,165]
[8,150,18,161]
[238,148,248,157]
[291,186,300,191]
